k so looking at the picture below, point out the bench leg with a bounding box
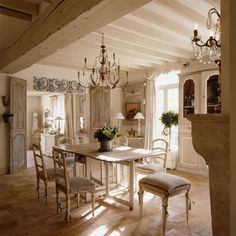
[162,196,168,233]
[138,188,144,220]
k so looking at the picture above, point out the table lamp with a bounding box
[133,112,145,137]
[115,112,125,134]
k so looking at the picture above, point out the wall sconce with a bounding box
[2,112,13,123]
[2,96,10,106]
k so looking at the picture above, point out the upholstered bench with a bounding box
[138,172,191,233]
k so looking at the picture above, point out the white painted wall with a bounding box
[26,96,42,149]
[0,73,10,174]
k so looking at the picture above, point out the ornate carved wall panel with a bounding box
[33,77,85,94]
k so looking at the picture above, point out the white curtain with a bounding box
[64,94,81,142]
[64,94,75,139]
[50,96,57,119]
[144,73,157,150]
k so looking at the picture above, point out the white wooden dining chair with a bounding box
[32,144,55,204]
[58,136,77,176]
[52,147,95,222]
[135,139,168,189]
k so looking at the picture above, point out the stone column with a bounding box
[187,114,229,236]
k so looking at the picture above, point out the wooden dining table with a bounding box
[55,143,165,210]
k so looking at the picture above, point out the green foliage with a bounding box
[160,111,178,129]
[94,127,118,142]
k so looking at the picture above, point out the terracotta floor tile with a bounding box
[0,151,212,235]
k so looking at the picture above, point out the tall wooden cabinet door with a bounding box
[200,70,220,114]
[90,87,110,141]
[179,73,200,124]
[10,77,27,173]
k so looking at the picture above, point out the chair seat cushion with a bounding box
[57,177,95,193]
[139,173,191,196]
[69,177,95,193]
[136,163,165,174]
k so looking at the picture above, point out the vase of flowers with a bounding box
[41,122,52,134]
[94,126,118,152]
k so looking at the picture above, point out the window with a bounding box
[56,95,64,119]
[154,71,179,151]
[55,95,65,133]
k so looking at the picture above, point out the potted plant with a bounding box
[160,111,178,150]
[94,126,118,152]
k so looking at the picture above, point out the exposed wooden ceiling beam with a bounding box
[110,20,190,50]
[39,59,149,71]
[154,0,206,26]
[131,7,191,38]
[100,25,192,58]
[0,0,151,73]
[0,6,32,21]
[204,0,220,9]
[44,46,164,68]
[0,0,38,16]
[78,35,178,62]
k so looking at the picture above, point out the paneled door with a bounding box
[10,77,27,173]
[90,86,110,141]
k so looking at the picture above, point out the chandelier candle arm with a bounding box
[191,8,221,66]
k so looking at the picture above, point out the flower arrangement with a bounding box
[42,122,52,129]
[94,126,118,142]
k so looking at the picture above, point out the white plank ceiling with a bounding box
[1,0,220,72]
[39,0,220,72]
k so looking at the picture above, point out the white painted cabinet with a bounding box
[177,69,219,176]
[40,133,60,156]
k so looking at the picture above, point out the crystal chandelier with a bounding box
[78,33,128,89]
[191,8,221,67]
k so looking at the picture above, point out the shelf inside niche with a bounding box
[184,106,194,109]
[207,104,221,107]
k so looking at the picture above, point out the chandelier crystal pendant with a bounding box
[191,8,221,67]
[78,33,128,89]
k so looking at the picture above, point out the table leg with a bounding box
[105,162,109,197]
[129,160,134,210]
[85,157,89,179]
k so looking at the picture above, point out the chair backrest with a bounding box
[58,136,74,145]
[118,136,128,146]
[32,144,47,180]
[152,139,168,168]
[52,147,70,193]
